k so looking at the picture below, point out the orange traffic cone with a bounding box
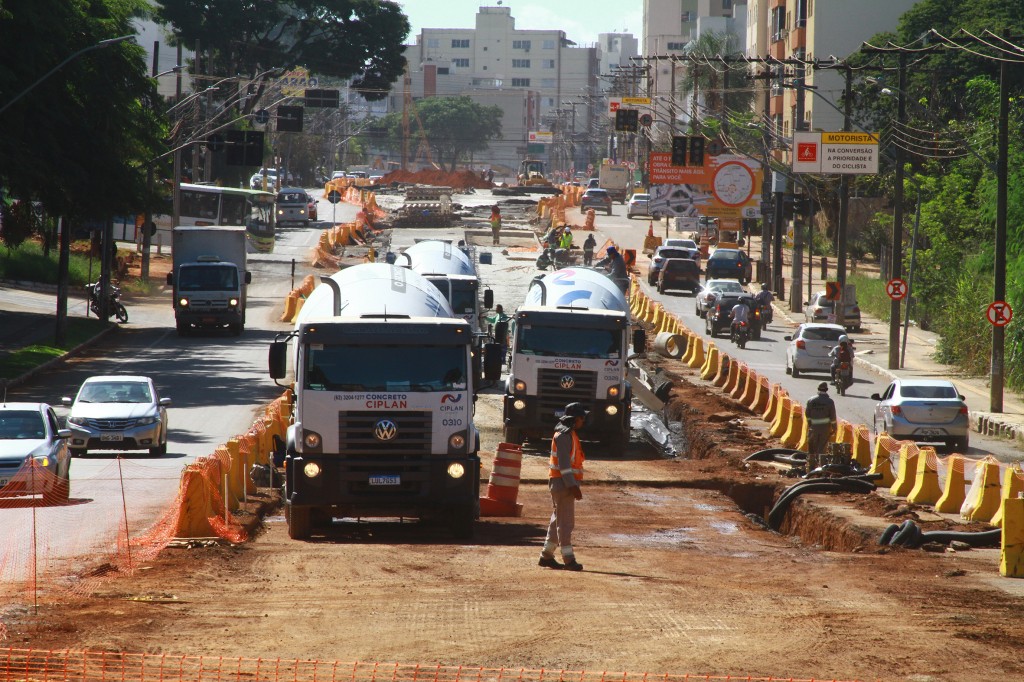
[479,443,524,517]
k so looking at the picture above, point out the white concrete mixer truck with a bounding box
[397,239,492,334]
[268,263,484,540]
[502,267,645,453]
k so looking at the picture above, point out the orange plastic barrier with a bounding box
[479,443,524,517]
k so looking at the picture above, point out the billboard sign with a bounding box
[648,152,763,219]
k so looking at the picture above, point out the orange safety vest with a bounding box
[549,431,585,480]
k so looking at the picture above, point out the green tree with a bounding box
[153,0,410,105]
[0,0,164,221]
[677,31,754,131]
[378,96,503,172]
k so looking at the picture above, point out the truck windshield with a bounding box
[304,345,468,392]
[517,324,621,358]
[450,282,477,315]
[179,265,238,291]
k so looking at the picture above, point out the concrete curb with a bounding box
[4,324,118,391]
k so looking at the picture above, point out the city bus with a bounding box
[150,183,276,252]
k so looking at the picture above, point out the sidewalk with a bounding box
[726,231,1024,447]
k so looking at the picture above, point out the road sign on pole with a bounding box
[987,301,1013,327]
[825,281,841,301]
[886,278,908,301]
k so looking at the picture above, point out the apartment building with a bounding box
[399,5,600,174]
[750,0,919,141]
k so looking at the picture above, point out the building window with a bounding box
[513,40,532,50]
[543,39,555,49]
[667,42,686,50]
[426,38,439,48]
[512,78,531,87]
[452,39,470,48]
[452,58,469,68]
[795,0,808,27]
[437,67,450,75]
[541,78,556,88]
[681,11,693,22]
[546,97,556,107]
[512,59,531,68]
[722,0,733,9]
[771,6,786,42]
[542,59,555,69]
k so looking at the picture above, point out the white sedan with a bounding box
[695,279,745,318]
[0,402,72,502]
[626,193,650,218]
[784,323,846,378]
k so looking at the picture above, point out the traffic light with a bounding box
[688,137,705,166]
[671,136,688,166]
[304,88,340,108]
[277,105,304,132]
[615,108,638,132]
[225,130,264,166]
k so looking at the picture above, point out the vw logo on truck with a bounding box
[374,419,398,441]
[560,375,576,389]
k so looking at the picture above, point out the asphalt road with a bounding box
[0,196,359,579]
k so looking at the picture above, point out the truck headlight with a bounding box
[448,433,466,450]
[229,298,239,307]
[607,385,620,398]
[178,297,189,307]
[513,399,526,411]
[447,463,466,479]
[605,405,619,416]
[303,430,322,450]
[303,462,321,478]
[514,379,527,393]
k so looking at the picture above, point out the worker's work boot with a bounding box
[538,554,563,570]
[562,559,584,571]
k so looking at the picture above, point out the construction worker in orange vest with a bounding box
[538,402,588,571]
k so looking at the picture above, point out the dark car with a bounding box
[647,246,700,284]
[658,258,701,294]
[706,292,760,338]
[705,248,752,284]
[580,189,613,215]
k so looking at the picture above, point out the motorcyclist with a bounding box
[754,283,774,321]
[829,335,855,382]
[729,299,751,340]
[596,246,628,293]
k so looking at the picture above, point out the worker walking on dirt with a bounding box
[490,205,502,245]
[804,382,838,472]
[583,233,596,266]
[539,402,588,571]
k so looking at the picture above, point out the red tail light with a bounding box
[795,340,806,349]
[891,406,902,415]
[852,306,861,313]
[959,406,969,414]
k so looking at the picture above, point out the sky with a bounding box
[397,0,643,48]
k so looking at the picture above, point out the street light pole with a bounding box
[889,53,907,369]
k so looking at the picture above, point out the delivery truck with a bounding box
[599,163,631,203]
[167,226,251,336]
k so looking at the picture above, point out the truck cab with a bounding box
[167,226,251,336]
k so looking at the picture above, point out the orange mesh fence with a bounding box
[0,648,871,682]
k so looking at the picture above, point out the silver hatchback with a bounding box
[871,379,969,453]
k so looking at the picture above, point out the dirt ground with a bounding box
[4,359,1024,681]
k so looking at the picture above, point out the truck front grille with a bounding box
[537,369,597,423]
[337,411,432,456]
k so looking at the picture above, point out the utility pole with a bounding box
[992,57,1009,412]
[889,52,907,369]
[835,64,852,329]
[789,62,807,313]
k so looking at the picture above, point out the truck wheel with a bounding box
[606,430,628,457]
[449,508,476,540]
[176,321,190,336]
[503,424,524,445]
[286,504,312,540]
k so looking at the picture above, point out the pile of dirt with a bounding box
[380,168,493,190]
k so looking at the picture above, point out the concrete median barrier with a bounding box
[685,335,705,368]
[781,404,804,449]
[1000,496,1024,577]
[961,458,1003,522]
[713,355,733,388]
[907,446,942,505]
[990,465,1024,528]
[769,397,793,439]
[700,344,719,381]
[935,455,969,513]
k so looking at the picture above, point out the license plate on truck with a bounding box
[369,474,400,486]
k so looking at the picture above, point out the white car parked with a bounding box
[784,323,847,378]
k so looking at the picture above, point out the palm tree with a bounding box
[677,31,754,132]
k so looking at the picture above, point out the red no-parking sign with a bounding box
[987,301,1013,327]
[886,278,908,301]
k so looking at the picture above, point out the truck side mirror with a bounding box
[245,271,252,284]
[483,289,494,309]
[166,272,173,286]
[269,342,288,379]
[483,343,503,381]
[632,328,646,352]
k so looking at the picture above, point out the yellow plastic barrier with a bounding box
[890,442,920,498]
[713,355,733,388]
[868,433,898,487]
[762,384,781,422]
[280,292,298,322]
[907,446,942,505]
[961,458,1002,522]
[737,368,757,407]
[686,336,706,369]
[795,419,809,452]
[935,455,968,513]
[990,465,1024,528]
[700,344,720,381]
[852,425,872,468]
[1000,496,1024,577]
[729,363,748,400]
[749,376,770,415]
[769,397,793,439]
[781,404,805,449]
[723,360,742,395]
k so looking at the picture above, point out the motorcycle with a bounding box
[832,359,853,396]
[730,321,749,349]
[86,281,128,323]
[759,301,773,325]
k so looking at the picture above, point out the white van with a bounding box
[275,188,309,226]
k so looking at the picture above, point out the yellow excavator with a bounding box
[517,158,552,187]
